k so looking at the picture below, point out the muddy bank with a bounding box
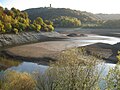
[83,42,120,63]
[1,34,120,64]
[0,31,66,49]
[2,42,120,64]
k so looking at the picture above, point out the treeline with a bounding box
[101,20,120,28]
[53,16,81,27]
[0,6,54,34]
[82,19,120,29]
[25,7,100,27]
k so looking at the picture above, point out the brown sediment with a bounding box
[1,34,119,64]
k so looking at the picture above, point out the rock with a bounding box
[85,43,119,64]
[113,42,120,50]
[67,33,87,37]
[67,33,77,37]
[79,34,87,37]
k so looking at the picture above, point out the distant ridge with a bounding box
[96,14,120,20]
[24,7,100,23]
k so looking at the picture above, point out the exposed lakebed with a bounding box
[0,34,120,74]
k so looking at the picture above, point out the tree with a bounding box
[34,24,41,32]
[0,6,54,34]
[34,17,44,25]
[2,15,12,23]
[44,20,53,25]
[47,25,54,31]
[0,21,4,31]
[4,23,12,32]
[30,24,36,30]
[18,22,26,32]
[54,16,81,27]
[13,28,19,34]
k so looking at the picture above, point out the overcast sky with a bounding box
[0,0,120,14]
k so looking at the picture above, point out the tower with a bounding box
[50,4,51,8]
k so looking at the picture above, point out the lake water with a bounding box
[7,62,48,74]
[80,35,120,44]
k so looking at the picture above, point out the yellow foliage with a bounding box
[2,71,36,90]
[42,48,101,90]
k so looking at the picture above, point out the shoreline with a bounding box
[55,28,120,38]
[1,33,119,64]
[0,28,120,66]
[0,31,67,49]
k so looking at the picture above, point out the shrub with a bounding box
[117,51,120,62]
[1,29,6,33]
[35,24,41,32]
[4,23,12,32]
[44,20,53,25]
[13,28,18,34]
[30,24,36,30]
[47,25,54,31]
[103,50,120,90]
[0,48,106,90]
[44,27,49,32]
[1,71,36,90]
[0,21,4,32]
[35,48,102,90]
[34,17,44,25]
[105,65,120,90]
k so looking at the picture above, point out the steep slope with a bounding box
[24,7,100,24]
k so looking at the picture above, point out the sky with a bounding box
[0,0,120,14]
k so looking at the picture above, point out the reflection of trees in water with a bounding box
[0,57,21,71]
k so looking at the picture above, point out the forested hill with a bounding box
[24,7,100,24]
[0,6,55,34]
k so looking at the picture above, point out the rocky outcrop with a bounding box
[0,31,66,48]
[84,43,120,63]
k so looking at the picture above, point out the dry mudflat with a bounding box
[3,34,118,63]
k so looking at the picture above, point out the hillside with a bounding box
[96,14,120,20]
[24,7,100,24]
[0,6,54,34]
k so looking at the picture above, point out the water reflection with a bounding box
[0,57,48,74]
[0,58,21,71]
[74,35,120,45]
[7,62,48,74]
[98,63,116,90]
